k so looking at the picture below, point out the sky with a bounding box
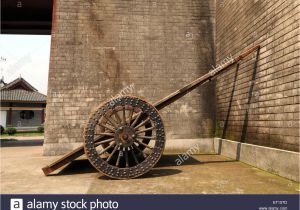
[0,35,51,94]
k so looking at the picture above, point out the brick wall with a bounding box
[44,0,216,155]
[215,0,300,151]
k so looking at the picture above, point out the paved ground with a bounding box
[0,136,44,140]
[1,144,299,194]
[1,139,43,147]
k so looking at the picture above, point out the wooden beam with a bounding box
[6,107,12,126]
[41,109,45,123]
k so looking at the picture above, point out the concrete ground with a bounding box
[1,144,299,194]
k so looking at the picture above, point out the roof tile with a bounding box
[0,89,46,102]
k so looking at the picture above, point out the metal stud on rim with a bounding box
[84,96,165,179]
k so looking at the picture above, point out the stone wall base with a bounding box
[213,138,300,182]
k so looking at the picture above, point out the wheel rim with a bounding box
[84,96,165,179]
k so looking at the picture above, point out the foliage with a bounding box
[37,126,44,133]
[0,125,4,134]
[5,127,17,135]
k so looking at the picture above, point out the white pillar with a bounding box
[0,111,7,127]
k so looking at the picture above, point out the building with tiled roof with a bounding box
[0,77,46,130]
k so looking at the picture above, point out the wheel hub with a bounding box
[115,126,135,147]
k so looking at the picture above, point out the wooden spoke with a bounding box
[130,147,139,164]
[103,115,118,129]
[116,149,123,167]
[94,135,106,142]
[106,145,119,162]
[134,139,154,150]
[132,144,147,158]
[131,112,142,127]
[135,127,155,134]
[98,123,115,133]
[113,111,122,124]
[134,117,150,130]
[125,148,129,167]
[122,106,126,125]
[106,121,115,128]
[110,114,121,126]
[98,142,116,155]
[94,134,114,142]
[136,135,156,140]
[95,132,115,137]
[94,138,115,146]
[127,109,133,125]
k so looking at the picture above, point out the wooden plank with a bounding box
[42,145,85,175]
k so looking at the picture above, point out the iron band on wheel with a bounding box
[84,96,165,179]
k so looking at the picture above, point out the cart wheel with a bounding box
[84,96,165,179]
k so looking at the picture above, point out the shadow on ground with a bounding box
[53,154,237,179]
[98,168,182,180]
[156,154,237,167]
[0,139,43,147]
